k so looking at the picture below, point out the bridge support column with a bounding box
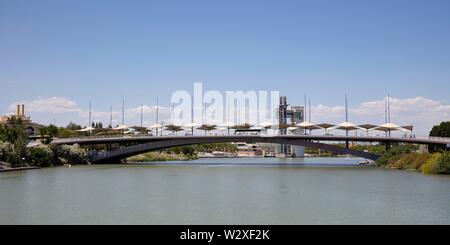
[385,141,390,151]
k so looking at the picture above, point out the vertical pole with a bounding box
[89,102,92,136]
[156,97,159,136]
[387,94,391,137]
[385,96,388,137]
[345,94,349,148]
[172,103,175,125]
[387,94,391,124]
[110,106,113,128]
[304,94,307,134]
[122,100,125,125]
[191,96,194,136]
[345,93,348,123]
[89,102,92,127]
[156,97,159,124]
[121,100,125,137]
[309,98,312,135]
[140,104,143,133]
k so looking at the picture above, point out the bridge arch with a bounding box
[90,137,380,163]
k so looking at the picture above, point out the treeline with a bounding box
[40,121,127,139]
[0,117,88,168]
[165,143,238,155]
[429,121,450,152]
[128,143,238,162]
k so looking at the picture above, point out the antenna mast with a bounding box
[156,97,159,124]
[345,93,348,122]
[122,100,125,125]
[88,102,92,127]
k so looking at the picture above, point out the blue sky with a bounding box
[1,0,449,132]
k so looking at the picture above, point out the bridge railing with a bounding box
[55,134,450,140]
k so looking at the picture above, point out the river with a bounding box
[1,157,449,224]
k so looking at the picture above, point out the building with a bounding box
[278,96,305,157]
[0,104,43,136]
[234,142,263,157]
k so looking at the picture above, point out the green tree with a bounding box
[57,127,78,138]
[66,122,82,130]
[26,145,54,167]
[437,152,450,174]
[429,121,450,152]
[39,124,59,144]
[2,116,28,167]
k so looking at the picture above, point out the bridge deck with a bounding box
[53,135,450,146]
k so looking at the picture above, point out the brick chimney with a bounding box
[21,104,25,117]
[16,105,20,117]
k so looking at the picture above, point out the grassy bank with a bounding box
[376,147,450,174]
[127,151,198,162]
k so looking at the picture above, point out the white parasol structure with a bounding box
[123,128,136,134]
[259,121,275,128]
[316,123,335,135]
[358,124,378,136]
[148,123,163,136]
[332,122,363,135]
[113,125,129,130]
[184,122,200,135]
[297,121,321,134]
[77,126,95,132]
[220,122,235,135]
[372,123,403,136]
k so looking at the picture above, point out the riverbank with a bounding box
[0,166,40,173]
[126,152,198,162]
[376,150,450,174]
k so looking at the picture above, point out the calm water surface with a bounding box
[1,157,450,224]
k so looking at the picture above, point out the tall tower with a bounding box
[279,96,288,135]
[278,96,288,154]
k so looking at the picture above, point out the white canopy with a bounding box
[217,127,227,131]
[148,123,163,129]
[77,126,95,132]
[287,126,298,131]
[297,122,315,127]
[113,125,129,130]
[220,122,235,127]
[297,122,322,130]
[372,123,402,132]
[259,121,275,128]
[183,122,200,128]
[250,126,264,130]
[332,122,363,131]
[123,128,136,134]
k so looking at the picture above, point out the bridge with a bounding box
[52,135,450,163]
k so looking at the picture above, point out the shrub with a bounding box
[376,145,417,166]
[421,153,441,174]
[26,145,54,167]
[437,152,450,174]
[0,141,18,164]
[51,144,88,164]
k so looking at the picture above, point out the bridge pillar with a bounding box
[291,145,304,158]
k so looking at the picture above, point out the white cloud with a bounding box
[8,97,82,114]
